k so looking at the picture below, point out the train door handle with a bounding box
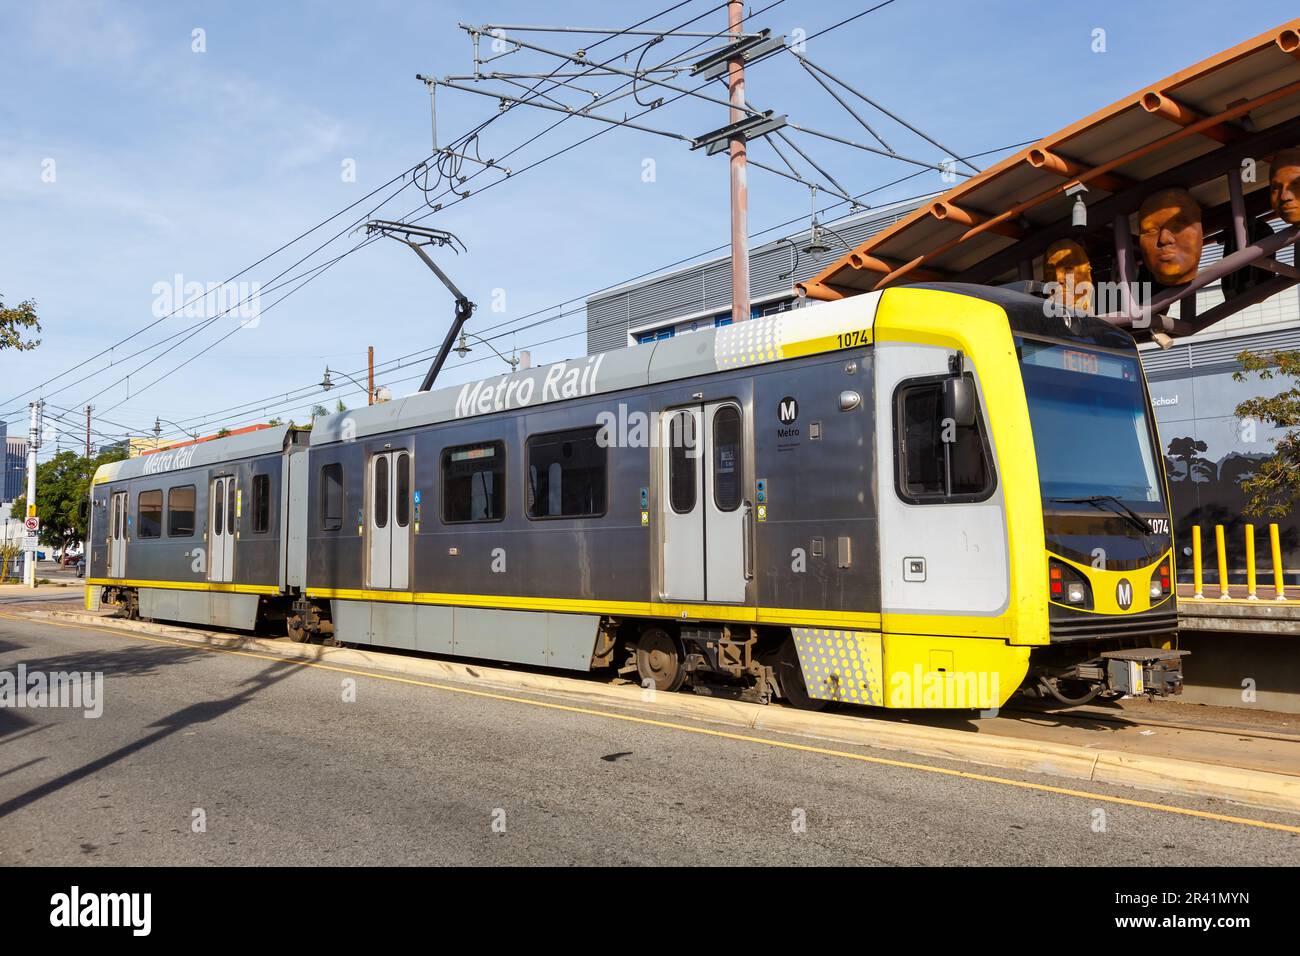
[742,500,755,581]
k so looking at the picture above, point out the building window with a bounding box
[320,463,344,531]
[167,485,195,537]
[895,376,994,503]
[713,315,733,328]
[527,426,606,518]
[635,327,675,345]
[442,442,505,523]
[138,489,163,538]
[251,473,271,534]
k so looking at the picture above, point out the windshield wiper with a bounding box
[1047,495,1154,535]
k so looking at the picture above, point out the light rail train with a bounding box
[87,284,1184,709]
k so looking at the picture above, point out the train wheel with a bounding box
[635,627,686,692]
[773,637,827,711]
[285,613,310,643]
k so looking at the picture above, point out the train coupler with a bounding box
[1097,647,1187,698]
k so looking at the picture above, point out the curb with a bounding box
[21,607,1300,817]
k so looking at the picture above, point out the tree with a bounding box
[335,399,347,413]
[1233,348,1300,518]
[11,447,128,551]
[310,404,329,419]
[0,292,41,351]
[0,541,21,584]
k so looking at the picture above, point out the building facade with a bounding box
[585,202,1300,581]
[1,420,28,505]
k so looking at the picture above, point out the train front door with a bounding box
[659,401,750,604]
[367,450,411,590]
[209,476,235,583]
[107,490,128,579]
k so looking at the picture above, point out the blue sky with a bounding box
[2,0,1296,455]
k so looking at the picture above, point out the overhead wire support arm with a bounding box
[457,26,767,118]
[434,79,692,141]
[362,220,476,393]
[477,24,767,40]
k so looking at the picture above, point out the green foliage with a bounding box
[0,292,41,351]
[310,404,329,419]
[11,446,128,548]
[1233,348,1300,518]
[335,399,347,413]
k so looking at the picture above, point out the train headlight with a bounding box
[1049,559,1093,609]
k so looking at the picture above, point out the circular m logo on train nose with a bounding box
[778,397,799,424]
[1116,578,1134,610]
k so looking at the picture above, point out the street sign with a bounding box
[23,532,39,552]
[23,516,39,533]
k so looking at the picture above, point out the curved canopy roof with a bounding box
[797,19,1300,307]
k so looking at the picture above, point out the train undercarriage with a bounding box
[97,585,1184,711]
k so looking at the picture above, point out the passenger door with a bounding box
[107,490,128,579]
[209,476,235,583]
[367,450,410,590]
[658,401,750,603]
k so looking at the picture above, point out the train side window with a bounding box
[168,486,196,537]
[526,426,606,519]
[712,404,742,512]
[138,489,163,538]
[321,463,344,531]
[895,377,994,503]
[251,474,271,534]
[374,456,389,529]
[395,453,411,528]
[442,442,505,523]
[668,411,696,514]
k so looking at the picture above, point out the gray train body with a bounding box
[88,295,884,681]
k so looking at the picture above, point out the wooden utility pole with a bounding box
[727,0,750,324]
[367,346,375,405]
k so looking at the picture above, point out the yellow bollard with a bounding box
[1245,524,1258,600]
[1192,525,1204,599]
[1271,523,1287,601]
[1215,524,1231,599]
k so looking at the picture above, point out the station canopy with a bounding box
[797,18,1300,342]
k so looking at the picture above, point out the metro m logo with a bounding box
[1115,578,1134,611]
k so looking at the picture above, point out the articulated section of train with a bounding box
[87,284,1184,711]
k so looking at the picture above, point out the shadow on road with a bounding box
[0,657,303,819]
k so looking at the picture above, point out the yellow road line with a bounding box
[4,610,1300,836]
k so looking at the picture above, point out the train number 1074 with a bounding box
[836,329,870,349]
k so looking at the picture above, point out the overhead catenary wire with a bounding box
[16,1,752,444]
[149,137,1035,441]
[61,2,987,445]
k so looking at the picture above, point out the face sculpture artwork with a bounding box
[1270,148,1300,225]
[1138,187,1203,286]
[1042,238,1094,313]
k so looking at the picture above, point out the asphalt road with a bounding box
[2,612,1299,866]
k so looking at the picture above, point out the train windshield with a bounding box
[1016,338,1163,510]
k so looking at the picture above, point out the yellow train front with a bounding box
[802,283,1183,711]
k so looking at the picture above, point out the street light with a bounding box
[319,366,377,403]
[454,332,522,371]
[153,418,199,440]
